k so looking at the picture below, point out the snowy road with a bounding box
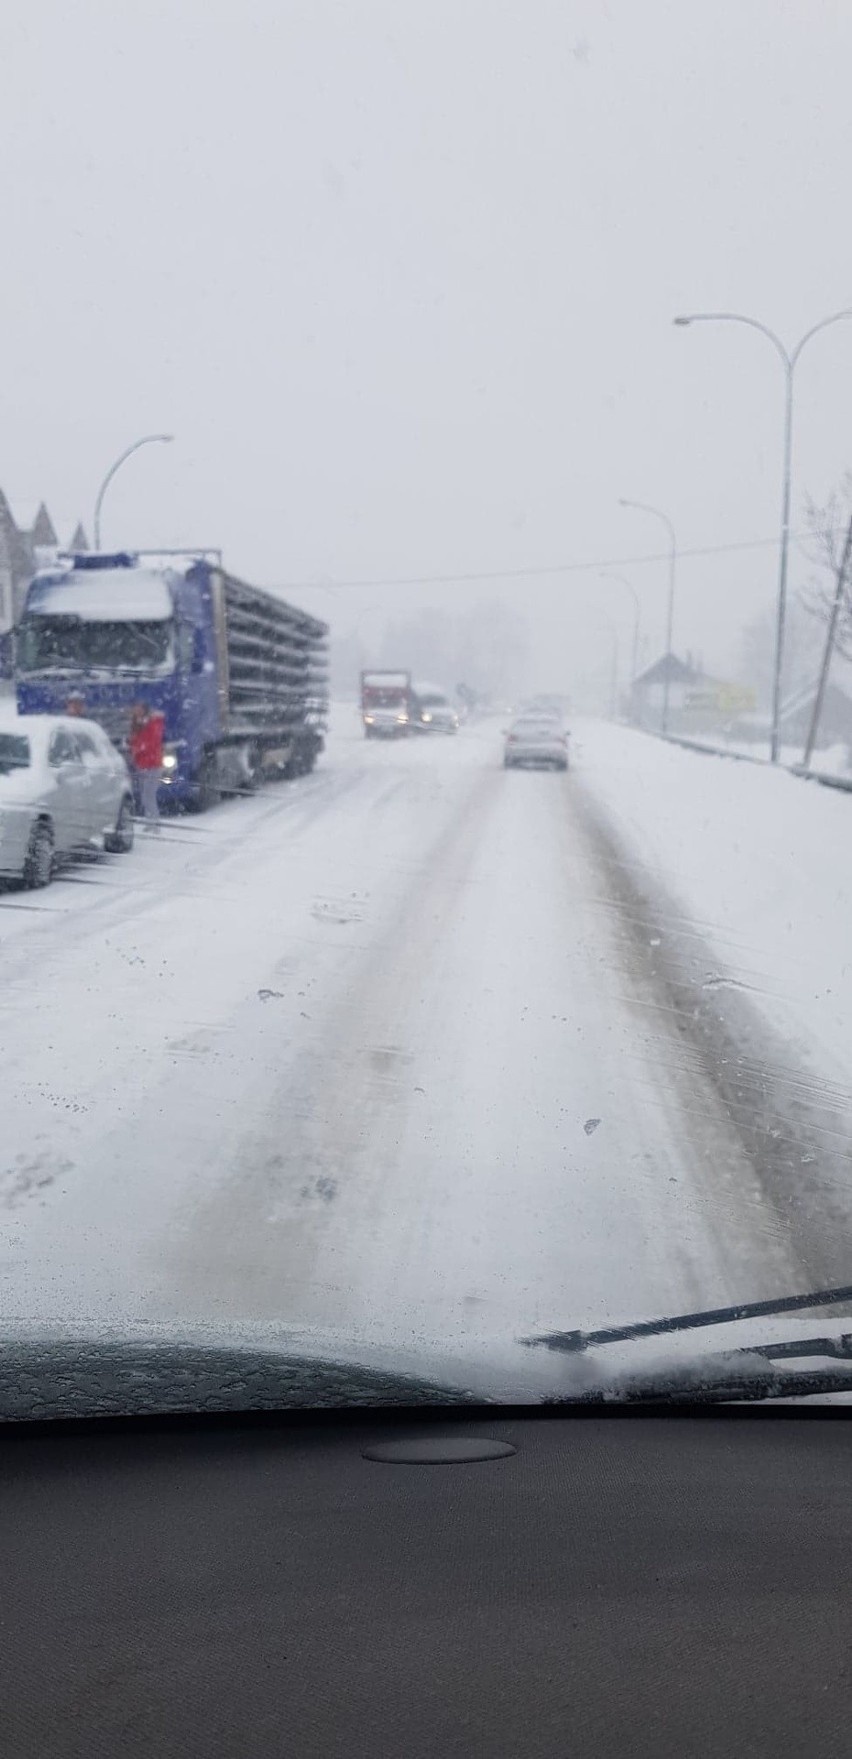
[0,710,831,1350]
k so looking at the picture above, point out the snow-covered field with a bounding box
[1,705,848,1359]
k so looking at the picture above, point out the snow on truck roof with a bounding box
[27,567,174,622]
[25,553,329,636]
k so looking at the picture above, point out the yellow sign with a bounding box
[717,684,756,713]
[685,682,756,713]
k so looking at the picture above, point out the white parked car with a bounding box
[0,712,135,888]
[503,714,569,771]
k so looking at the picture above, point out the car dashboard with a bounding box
[2,1406,849,1756]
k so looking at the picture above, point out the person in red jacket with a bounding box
[129,702,165,831]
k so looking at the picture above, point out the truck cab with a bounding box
[360,670,412,737]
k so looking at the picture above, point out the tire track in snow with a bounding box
[574,772,852,1296]
[166,749,804,1341]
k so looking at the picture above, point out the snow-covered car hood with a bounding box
[3,1307,852,1419]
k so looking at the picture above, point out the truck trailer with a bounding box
[15,550,329,810]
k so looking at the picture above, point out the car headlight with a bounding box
[422,712,433,723]
[162,753,178,771]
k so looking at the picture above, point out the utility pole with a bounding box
[802,512,852,771]
[609,629,619,720]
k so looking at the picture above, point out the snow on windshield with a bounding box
[5,4,852,1418]
[18,617,174,674]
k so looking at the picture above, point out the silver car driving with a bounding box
[0,711,135,888]
[503,714,569,771]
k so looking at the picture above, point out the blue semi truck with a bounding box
[15,550,329,809]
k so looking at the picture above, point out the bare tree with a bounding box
[801,474,852,659]
[740,595,821,710]
[801,492,852,768]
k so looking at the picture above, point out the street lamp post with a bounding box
[618,499,677,734]
[608,626,619,720]
[674,309,852,763]
[599,571,641,683]
[93,433,174,551]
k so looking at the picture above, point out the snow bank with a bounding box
[672,732,852,778]
[577,720,852,1092]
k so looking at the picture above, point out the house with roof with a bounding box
[0,489,87,677]
[629,652,755,732]
[725,670,852,763]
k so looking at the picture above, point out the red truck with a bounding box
[360,669,412,738]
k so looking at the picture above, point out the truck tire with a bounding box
[23,819,54,888]
[284,738,317,779]
[188,753,221,812]
[238,746,262,793]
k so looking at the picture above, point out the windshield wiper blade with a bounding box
[548,1361,852,1406]
[523,1282,852,1355]
[748,1333,852,1363]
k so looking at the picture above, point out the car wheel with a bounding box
[23,820,54,889]
[105,796,135,853]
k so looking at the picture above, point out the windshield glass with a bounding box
[18,617,174,674]
[0,734,31,772]
[3,1,852,1417]
[364,687,407,706]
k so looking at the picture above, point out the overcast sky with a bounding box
[3,0,852,692]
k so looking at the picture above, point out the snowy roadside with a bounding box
[575,719,852,1100]
[663,731,852,780]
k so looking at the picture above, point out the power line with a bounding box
[284,527,823,594]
